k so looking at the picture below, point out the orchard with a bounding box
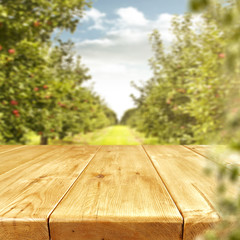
[124,12,229,144]
[0,0,117,144]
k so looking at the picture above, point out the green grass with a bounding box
[87,126,141,145]
[26,131,42,145]
[26,125,159,145]
[53,125,142,145]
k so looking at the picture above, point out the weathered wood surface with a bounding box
[0,145,225,240]
[50,145,183,240]
[0,145,25,154]
[0,146,61,175]
[143,145,220,240]
[0,146,99,240]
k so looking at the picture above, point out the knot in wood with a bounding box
[96,174,105,178]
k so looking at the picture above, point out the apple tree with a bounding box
[0,0,117,144]
[130,12,229,144]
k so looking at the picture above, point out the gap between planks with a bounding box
[183,146,212,162]
[141,145,185,240]
[47,146,102,240]
[183,145,239,168]
[0,146,60,177]
[0,145,26,155]
[144,145,222,240]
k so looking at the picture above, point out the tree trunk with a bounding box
[40,135,48,145]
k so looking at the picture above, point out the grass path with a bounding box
[88,126,142,145]
[27,125,159,145]
[54,126,143,145]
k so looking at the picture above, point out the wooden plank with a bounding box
[0,145,100,240]
[0,145,25,154]
[50,145,183,240]
[185,145,240,167]
[0,145,63,176]
[143,145,221,240]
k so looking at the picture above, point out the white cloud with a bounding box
[77,38,114,47]
[82,8,106,30]
[116,7,149,27]
[157,13,173,25]
[76,8,202,118]
[82,8,106,22]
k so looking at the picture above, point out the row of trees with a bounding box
[122,10,231,144]
[0,0,117,144]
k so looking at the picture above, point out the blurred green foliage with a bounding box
[0,0,117,144]
[123,12,228,144]
[190,1,240,240]
[120,108,139,128]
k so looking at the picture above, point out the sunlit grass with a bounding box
[26,131,42,145]
[83,126,140,145]
[58,126,142,145]
[25,125,159,145]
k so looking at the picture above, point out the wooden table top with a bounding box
[0,145,235,240]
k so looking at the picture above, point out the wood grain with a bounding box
[50,145,183,240]
[0,145,62,176]
[0,145,25,154]
[0,146,99,240]
[143,145,220,240]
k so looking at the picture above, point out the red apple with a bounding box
[0,45,2,51]
[231,107,239,114]
[173,105,178,111]
[12,109,19,115]
[10,100,18,105]
[218,53,225,59]
[34,21,40,27]
[43,85,48,89]
[58,102,65,107]
[166,99,171,105]
[45,95,51,99]
[8,49,15,54]
[38,131,43,135]
[34,87,39,92]
[177,88,186,93]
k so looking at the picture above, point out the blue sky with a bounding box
[92,0,189,18]
[60,0,190,119]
